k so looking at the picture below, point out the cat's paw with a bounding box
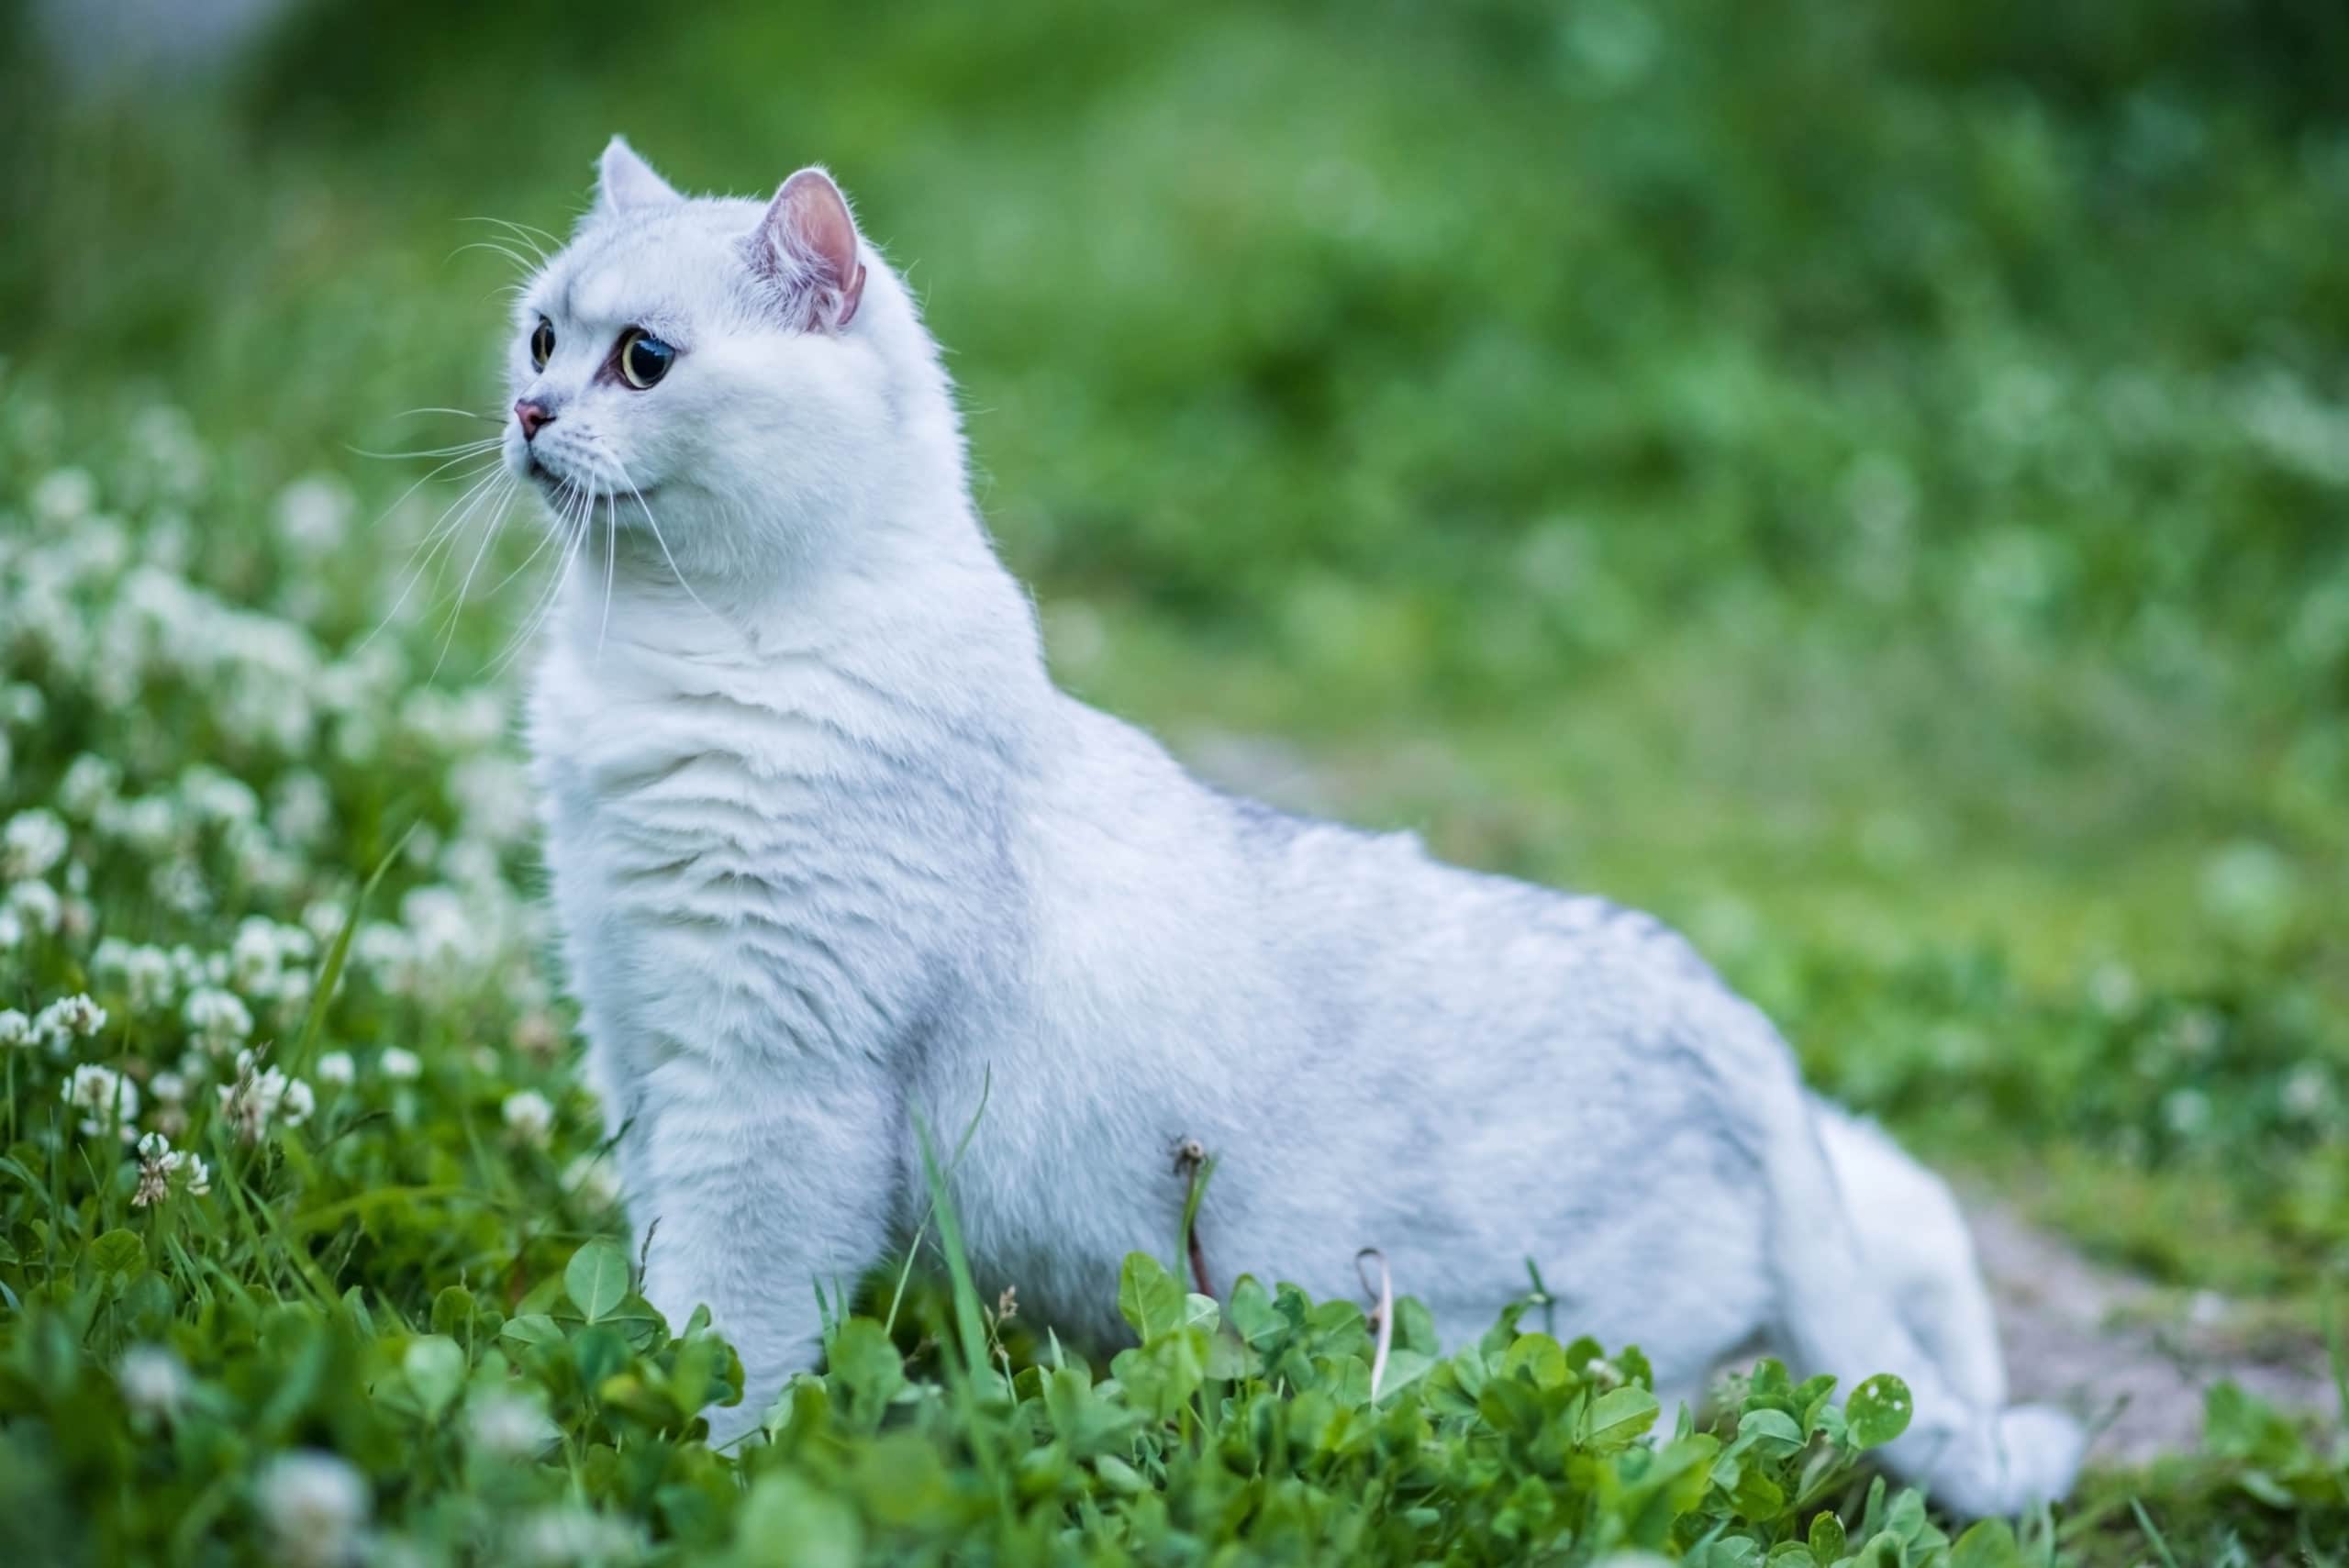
[1990,1403,2087,1511]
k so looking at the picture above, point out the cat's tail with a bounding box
[1729,1005,2084,1517]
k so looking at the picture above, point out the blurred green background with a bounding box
[3,0,2343,1299]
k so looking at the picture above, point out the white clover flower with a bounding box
[130,406,208,499]
[514,1011,562,1062]
[354,923,413,989]
[378,1047,422,1082]
[2282,1064,2331,1120]
[270,771,333,847]
[216,1052,316,1143]
[255,1451,368,1568]
[56,754,120,820]
[103,795,181,853]
[450,756,535,846]
[30,466,97,523]
[180,767,261,827]
[35,993,108,1051]
[117,1345,192,1420]
[440,836,504,893]
[562,1152,623,1209]
[3,808,70,878]
[151,859,209,917]
[62,1063,139,1136]
[184,987,254,1054]
[231,917,288,995]
[126,945,176,1012]
[130,1130,210,1206]
[467,1390,558,1460]
[511,1505,640,1567]
[2163,1087,2212,1137]
[316,1051,355,1087]
[502,1090,555,1146]
[229,822,303,897]
[302,898,350,947]
[0,908,22,954]
[0,1009,30,1049]
[0,682,45,727]
[273,474,354,554]
[92,936,133,984]
[6,878,62,937]
[150,1070,189,1104]
[134,1134,173,1206]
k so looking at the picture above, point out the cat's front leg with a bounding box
[626,1058,900,1446]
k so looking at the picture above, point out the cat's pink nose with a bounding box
[514,399,553,440]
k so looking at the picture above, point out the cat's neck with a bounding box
[547,494,1052,727]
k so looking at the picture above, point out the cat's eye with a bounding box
[617,328,675,390]
[529,318,554,372]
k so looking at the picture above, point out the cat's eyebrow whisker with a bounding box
[459,215,557,265]
[449,239,539,275]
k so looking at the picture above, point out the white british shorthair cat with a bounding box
[509,137,2082,1515]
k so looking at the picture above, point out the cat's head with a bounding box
[504,139,956,590]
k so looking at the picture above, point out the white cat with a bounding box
[513,138,2083,1515]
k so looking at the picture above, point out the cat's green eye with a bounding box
[529,318,554,372]
[618,328,675,390]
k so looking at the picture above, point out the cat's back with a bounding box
[1235,788,1731,1046]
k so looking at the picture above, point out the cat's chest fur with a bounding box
[526,604,1026,1140]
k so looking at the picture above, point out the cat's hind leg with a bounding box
[1810,1097,2009,1412]
[1709,1005,2084,1517]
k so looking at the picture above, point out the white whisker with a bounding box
[492,481,592,676]
[355,462,511,652]
[597,489,618,660]
[346,438,504,462]
[429,473,519,682]
[608,450,721,627]
[389,406,501,424]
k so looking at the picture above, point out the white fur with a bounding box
[511,139,2083,1514]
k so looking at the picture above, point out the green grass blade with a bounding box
[285,820,418,1078]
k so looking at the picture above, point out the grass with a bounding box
[0,0,2343,1559]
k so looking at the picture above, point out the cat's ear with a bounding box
[595,136,682,216]
[746,167,868,331]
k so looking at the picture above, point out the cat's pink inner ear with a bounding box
[596,136,681,214]
[757,168,867,328]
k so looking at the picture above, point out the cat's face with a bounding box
[503,139,902,584]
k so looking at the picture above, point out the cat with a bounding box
[513,137,2083,1515]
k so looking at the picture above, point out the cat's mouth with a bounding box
[528,459,658,511]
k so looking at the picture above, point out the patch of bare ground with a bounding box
[1967,1199,2338,1464]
